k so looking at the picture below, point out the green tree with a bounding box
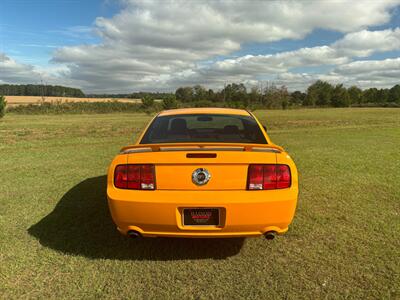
[0,95,6,118]
[162,94,178,109]
[316,81,333,106]
[262,85,288,109]
[362,88,378,103]
[222,83,248,107]
[278,86,290,109]
[249,86,262,105]
[376,89,389,103]
[290,91,306,106]
[388,84,400,103]
[303,90,316,106]
[175,87,193,102]
[0,84,85,97]
[347,86,362,105]
[207,89,216,102]
[141,94,154,108]
[305,80,333,106]
[263,85,278,108]
[193,85,208,101]
[331,84,350,107]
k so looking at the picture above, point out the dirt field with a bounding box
[5,96,141,106]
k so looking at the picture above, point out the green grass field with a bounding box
[1,108,399,299]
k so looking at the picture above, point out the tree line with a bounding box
[0,84,85,98]
[85,92,174,100]
[2,81,399,110]
[174,81,400,108]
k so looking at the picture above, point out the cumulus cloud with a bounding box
[2,0,400,91]
[273,72,345,91]
[203,27,400,75]
[333,28,400,57]
[0,52,72,86]
[333,57,400,88]
[163,26,400,90]
[267,58,400,90]
[0,53,42,84]
[205,46,349,75]
[47,0,400,92]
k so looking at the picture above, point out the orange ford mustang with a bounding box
[107,108,298,239]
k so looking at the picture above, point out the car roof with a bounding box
[158,107,251,116]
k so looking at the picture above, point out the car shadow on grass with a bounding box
[28,175,244,261]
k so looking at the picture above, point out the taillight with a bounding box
[247,164,291,190]
[114,164,155,190]
[247,165,263,190]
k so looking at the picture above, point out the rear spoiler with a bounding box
[120,143,284,154]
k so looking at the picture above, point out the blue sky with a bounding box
[0,0,119,65]
[1,0,399,92]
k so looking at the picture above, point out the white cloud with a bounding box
[333,57,400,88]
[273,72,345,91]
[0,53,42,84]
[333,28,400,57]
[179,26,400,90]
[210,46,349,74]
[48,0,400,92]
[271,58,400,90]
[2,0,400,92]
[203,26,400,75]
[0,52,71,86]
[335,57,400,75]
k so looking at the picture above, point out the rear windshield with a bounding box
[140,114,267,144]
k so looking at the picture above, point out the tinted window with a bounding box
[140,114,267,144]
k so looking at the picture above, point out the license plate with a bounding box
[183,208,220,226]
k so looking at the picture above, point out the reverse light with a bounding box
[114,164,155,190]
[247,164,291,190]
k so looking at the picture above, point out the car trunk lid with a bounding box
[125,144,279,190]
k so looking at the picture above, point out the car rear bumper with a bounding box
[107,188,298,238]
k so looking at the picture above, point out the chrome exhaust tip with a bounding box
[127,230,142,239]
[264,231,276,240]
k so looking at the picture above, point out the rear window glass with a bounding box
[140,114,267,144]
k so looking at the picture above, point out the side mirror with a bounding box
[263,125,267,132]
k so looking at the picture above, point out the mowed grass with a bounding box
[0,108,399,299]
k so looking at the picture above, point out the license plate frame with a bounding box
[182,208,220,226]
